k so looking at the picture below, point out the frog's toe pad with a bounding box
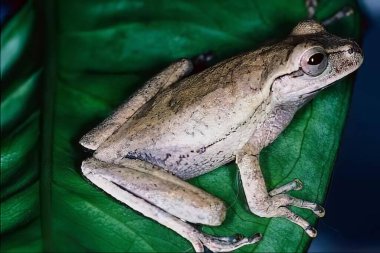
[305,226,318,237]
[313,204,325,217]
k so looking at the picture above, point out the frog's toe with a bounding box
[268,179,325,217]
[249,179,324,237]
[269,178,303,196]
[273,206,318,237]
[199,232,262,252]
[194,51,214,63]
[271,192,325,218]
[191,51,214,73]
[305,225,318,238]
[305,0,318,19]
[313,204,325,217]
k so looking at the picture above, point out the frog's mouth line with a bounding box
[269,68,302,94]
[304,81,335,95]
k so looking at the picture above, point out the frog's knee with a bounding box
[201,200,227,226]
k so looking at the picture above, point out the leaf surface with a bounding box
[1,0,360,252]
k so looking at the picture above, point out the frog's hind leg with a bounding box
[305,0,354,26]
[82,158,261,252]
[79,59,194,150]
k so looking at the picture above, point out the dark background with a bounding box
[309,0,380,252]
[2,0,379,252]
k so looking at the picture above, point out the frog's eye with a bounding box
[300,47,328,76]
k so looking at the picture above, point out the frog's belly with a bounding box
[128,148,235,179]
[125,135,244,179]
[121,106,258,179]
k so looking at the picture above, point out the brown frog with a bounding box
[79,5,363,252]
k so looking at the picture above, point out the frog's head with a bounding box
[270,20,363,106]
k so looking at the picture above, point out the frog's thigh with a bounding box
[80,59,193,150]
[82,158,262,251]
[82,157,225,226]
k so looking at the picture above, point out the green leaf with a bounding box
[1,1,42,251]
[0,1,35,78]
[1,0,360,252]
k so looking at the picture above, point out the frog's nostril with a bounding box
[348,42,362,55]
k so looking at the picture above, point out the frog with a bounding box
[79,3,363,252]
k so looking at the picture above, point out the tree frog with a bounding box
[79,8,363,253]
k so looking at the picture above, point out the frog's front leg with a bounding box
[236,151,325,237]
[80,59,193,150]
[82,158,261,252]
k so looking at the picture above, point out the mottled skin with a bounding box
[80,21,363,252]
[95,52,272,178]
[91,22,361,179]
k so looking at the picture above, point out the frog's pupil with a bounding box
[308,53,324,65]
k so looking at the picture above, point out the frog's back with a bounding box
[95,52,268,178]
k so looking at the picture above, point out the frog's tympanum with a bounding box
[79,20,363,252]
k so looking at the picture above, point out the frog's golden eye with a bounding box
[300,47,328,76]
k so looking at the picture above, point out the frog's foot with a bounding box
[255,179,325,237]
[305,0,318,19]
[198,232,262,252]
[237,154,326,238]
[305,0,354,26]
[321,7,354,26]
[192,51,214,73]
